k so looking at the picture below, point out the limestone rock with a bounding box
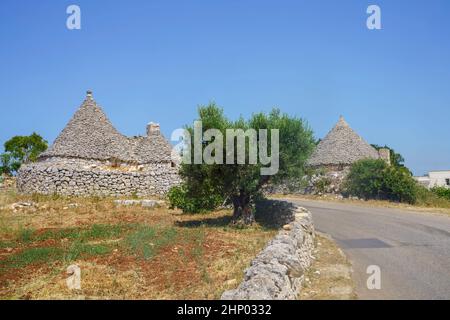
[221,202,315,300]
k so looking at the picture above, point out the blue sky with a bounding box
[1,0,449,175]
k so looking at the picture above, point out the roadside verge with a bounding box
[221,201,315,300]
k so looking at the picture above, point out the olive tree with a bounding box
[174,103,315,225]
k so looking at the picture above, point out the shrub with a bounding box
[382,166,417,203]
[343,159,387,200]
[167,184,223,214]
[314,176,332,194]
[431,186,450,201]
[413,185,450,208]
[343,159,418,204]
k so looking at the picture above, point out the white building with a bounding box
[414,170,450,189]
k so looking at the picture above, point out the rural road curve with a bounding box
[284,199,450,300]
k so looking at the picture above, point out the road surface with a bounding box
[285,199,450,300]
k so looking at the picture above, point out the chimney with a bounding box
[147,122,160,136]
[378,148,391,166]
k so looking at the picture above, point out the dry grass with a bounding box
[299,233,356,300]
[273,194,450,216]
[0,188,276,300]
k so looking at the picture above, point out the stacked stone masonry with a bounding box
[17,158,180,197]
[221,202,315,300]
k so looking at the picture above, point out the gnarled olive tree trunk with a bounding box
[231,194,255,225]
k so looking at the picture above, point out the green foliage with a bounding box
[343,159,418,204]
[415,185,450,208]
[17,227,35,243]
[24,224,127,242]
[0,247,64,269]
[431,186,450,201]
[177,103,315,223]
[0,133,48,175]
[168,184,223,213]
[124,225,157,260]
[382,166,418,203]
[343,159,387,200]
[82,224,124,240]
[314,176,332,194]
[124,225,178,260]
[0,153,14,176]
[64,242,111,261]
[0,223,181,270]
[371,144,407,170]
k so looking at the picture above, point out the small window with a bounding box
[446,178,450,186]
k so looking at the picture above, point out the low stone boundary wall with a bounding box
[221,201,315,300]
[17,162,180,197]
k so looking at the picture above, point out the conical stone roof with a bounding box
[40,91,173,163]
[307,116,380,167]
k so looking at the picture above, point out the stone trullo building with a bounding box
[17,91,180,197]
[306,116,390,193]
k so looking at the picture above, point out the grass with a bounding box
[17,227,34,243]
[64,242,112,262]
[299,233,356,300]
[1,247,64,269]
[13,224,131,243]
[1,223,175,269]
[0,187,276,299]
[124,225,158,260]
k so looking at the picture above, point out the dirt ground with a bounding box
[0,188,276,300]
[299,233,356,300]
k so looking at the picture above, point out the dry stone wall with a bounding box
[222,201,315,300]
[17,157,180,197]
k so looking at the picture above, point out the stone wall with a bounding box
[17,157,180,197]
[221,201,315,300]
[265,165,351,195]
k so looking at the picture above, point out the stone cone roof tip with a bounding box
[338,115,348,126]
[40,91,173,163]
[307,116,380,167]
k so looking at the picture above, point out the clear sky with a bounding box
[1,0,449,175]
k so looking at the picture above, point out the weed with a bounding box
[0,240,15,249]
[124,226,178,260]
[82,224,125,240]
[64,241,111,262]
[125,225,157,260]
[17,227,34,243]
[0,247,64,269]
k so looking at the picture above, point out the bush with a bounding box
[384,166,418,203]
[343,159,418,204]
[413,185,450,208]
[167,184,223,213]
[343,159,387,200]
[314,176,332,194]
[431,186,450,201]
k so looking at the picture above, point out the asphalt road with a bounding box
[285,199,450,300]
